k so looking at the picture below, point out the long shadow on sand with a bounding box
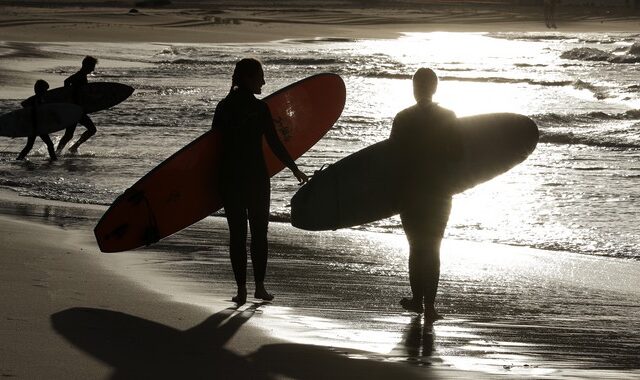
[52,307,448,379]
[51,304,270,379]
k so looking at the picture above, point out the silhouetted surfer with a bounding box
[212,58,308,305]
[391,68,458,322]
[17,80,57,161]
[56,56,98,154]
[544,0,558,29]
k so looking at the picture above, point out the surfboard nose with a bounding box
[291,170,337,231]
[515,113,539,155]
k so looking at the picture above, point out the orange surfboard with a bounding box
[95,73,346,253]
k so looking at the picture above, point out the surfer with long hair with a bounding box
[212,58,308,305]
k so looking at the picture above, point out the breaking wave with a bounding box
[533,111,640,149]
[534,110,640,122]
[539,132,640,149]
[561,46,640,64]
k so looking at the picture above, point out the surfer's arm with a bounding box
[263,107,308,183]
[27,104,38,136]
[211,101,227,130]
[21,96,35,109]
[65,72,86,104]
[389,113,410,144]
[389,116,400,140]
[65,71,87,87]
[63,74,74,87]
[440,110,462,161]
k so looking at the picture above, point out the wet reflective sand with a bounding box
[2,193,638,378]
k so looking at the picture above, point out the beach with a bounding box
[2,190,639,379]
[0,1,639,50]
[1,1,640,379]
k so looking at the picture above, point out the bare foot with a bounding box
[232,288,247,305]
[424,304,442,322]
[400,297,424,314]
[254,287,274,301]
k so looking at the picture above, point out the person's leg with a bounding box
[69,115,96,152]
[40,134,57,160]
[400,209,426,314]
[421,197,451,320]
[248,177,273,301]
[17,135,36,160]
[224,195,249,305]
[400,196,451,318]
[56,124,77,153]
[422,240,442,307]
[544,5,551,28]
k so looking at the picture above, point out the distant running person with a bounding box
[212,58,308,305]
[56,56,98,154]
[17,79,57,161]
[391,68,459,322]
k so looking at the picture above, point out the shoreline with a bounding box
[1,188,640,378]
[1,6,638,101]
[0,3,639,45]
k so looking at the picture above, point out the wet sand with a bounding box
[1,189,639,378]
[0,188,499,379]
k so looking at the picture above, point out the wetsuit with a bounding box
[58,70,96,148]
[212,87,297,288]
[390,101,458,306]
[18,94,56,160]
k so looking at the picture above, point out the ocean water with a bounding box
[0,32,639,260]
